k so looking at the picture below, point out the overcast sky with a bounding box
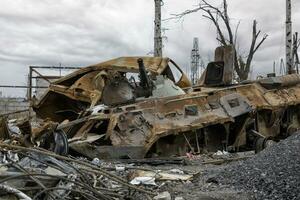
[0,0,299,97]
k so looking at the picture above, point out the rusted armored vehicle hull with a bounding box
[65,74,300,158]
[32,47,300,159]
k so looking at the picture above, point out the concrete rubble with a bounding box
[1,46,300,199]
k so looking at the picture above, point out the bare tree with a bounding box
[171,0,268,81]
[292,32,300,73]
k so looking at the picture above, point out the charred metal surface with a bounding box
[69,143,146,159]
[30,47,300,159]
[0,117,9,140]
[64,89,255,158]
[199,45,234,86]
[258,73,300,89]
[53,71,300,158]
[33,57,191,122]
[102,77,135,106]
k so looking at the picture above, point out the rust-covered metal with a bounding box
[32,46,300,159]
[66,73,300,158]
[32,57,191,122]
[0,117,10,140]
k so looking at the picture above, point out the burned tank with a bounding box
[32,56,191,122]
[33,46,300,159]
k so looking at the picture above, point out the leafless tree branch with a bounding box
[170,0,268,81]
[253,34,268,54]
[234,20,241,45]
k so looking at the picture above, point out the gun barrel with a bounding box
[137,58,150,88]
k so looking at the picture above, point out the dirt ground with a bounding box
[1,134,299,200]
[131,133,300,200]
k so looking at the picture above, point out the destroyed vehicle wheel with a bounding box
[53,130,68,155]
[40,130,68,156]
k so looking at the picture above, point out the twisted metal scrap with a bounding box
[0,184,32,200]
[0,143,156,196]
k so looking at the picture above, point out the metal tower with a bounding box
[286,0,293,74]
[190,38,201,85]
[280,58,286,75]
[154,0,163,57]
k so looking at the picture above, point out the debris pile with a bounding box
[152,134,299,199]
[216,133,300,200]
[0,144,156,200]
[0,143,197,199]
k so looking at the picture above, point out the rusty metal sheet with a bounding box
[0,117,10,140]
[32,57,192,122]
[53,57,170,86]
[106,92,245,154]
[70,143,146,159]
[219,93,252,117]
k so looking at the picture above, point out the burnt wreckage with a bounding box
[32,46,300,159]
